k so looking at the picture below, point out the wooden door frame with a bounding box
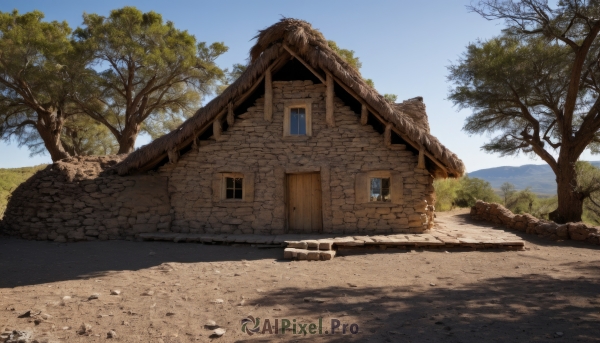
[284,171,324,233]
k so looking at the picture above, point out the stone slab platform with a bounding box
[138,224,525,261]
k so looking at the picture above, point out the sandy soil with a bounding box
[1,211,599,342]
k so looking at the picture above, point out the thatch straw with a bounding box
[116,18,465,177]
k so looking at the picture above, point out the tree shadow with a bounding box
[0,237,281,288]
[240,268,600,342]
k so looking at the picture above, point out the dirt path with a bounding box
[1,211,599,342]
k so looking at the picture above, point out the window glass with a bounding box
[370,177,390,202]
[290,107,306,135]
[225,177,243,199]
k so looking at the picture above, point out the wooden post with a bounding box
[417,147,426,169]
[227,102,234,126]
[360,104,368,125]
[167,148,179,164]
[213,117,222,140]
[384,123,392,147]
[326,72,335,127]
[264,67,273,122]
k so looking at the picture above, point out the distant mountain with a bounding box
[468,161,600,195]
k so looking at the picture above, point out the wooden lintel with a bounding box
[264,67,273,122]
[326,72,335,128]
[360,104,368,125]
[282,44,326,84]
[328,73,451,176]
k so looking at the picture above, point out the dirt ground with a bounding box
[1,210,599,343]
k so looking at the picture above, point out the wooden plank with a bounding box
[360,104,368,125]
[264,67,273,122]
[282,44,326,84]
[312,173,323,232]
[326,73,335,127]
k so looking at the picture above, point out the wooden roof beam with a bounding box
[282,44,326,84]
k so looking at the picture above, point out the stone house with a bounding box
[1,19,465,241]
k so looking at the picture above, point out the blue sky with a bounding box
[0,0,594,171]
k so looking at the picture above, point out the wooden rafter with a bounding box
[282,44,326,84]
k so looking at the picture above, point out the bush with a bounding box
[433,176,500,211]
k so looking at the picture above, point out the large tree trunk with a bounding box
[35,110,70,162]
[117,124,140,154]
[549,156,584,224]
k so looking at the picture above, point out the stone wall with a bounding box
[1,156,171,242]
[470,200,600,245]
[159,80,435,235]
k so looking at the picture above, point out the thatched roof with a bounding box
[115,18,465,177]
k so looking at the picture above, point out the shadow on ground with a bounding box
[240,269,600,342]
[0,237,281,288]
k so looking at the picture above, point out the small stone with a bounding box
[211,328,226,337]
[88,293,99,300]
[78,323,92,335]
[121,321,129,326]
[237,299,246,306]
[555,332,564,338]
[205,320,218,329]
[348,283,358,287]
[110,290,121,295]
[141,290,154,296]
[166,312,175,316]
[234,273,241,276]
[41,313,52,320]
[34,319,42,325]
[211,299,224,304]
[62,326,70,330]
[430,283,436,286]
[107,330,117,338]
[17,310,31,318]
[303,297,326,303]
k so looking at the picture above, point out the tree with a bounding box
[74,7,228,154]
[454,176,500,207]
[0,10,89,161]
[448,0,600,223]
[61,114,118,156]
[500,182,516,205]
[574,161,600,222]
[217,63,247,95]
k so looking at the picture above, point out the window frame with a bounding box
[369,177,391,203]
[220,172,245,201]
[283,99,313,137]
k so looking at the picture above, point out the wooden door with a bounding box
[287,173,323,233]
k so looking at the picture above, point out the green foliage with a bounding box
[433,176,499,210]
[505,188,536,214]
[432,178,461,211]
[383,94,398,103]
[500,182,516,205]
[61,114,119,155]
[74,7,228,153]
[217,63,247,95]
[575,161,600,225]
[455,176,500,207]
[0,165,46,217]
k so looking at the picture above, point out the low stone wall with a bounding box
[0,156,171,242]
[470,200,600,245]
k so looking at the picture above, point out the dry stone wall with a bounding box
[471,200,600,245]
[1,156,171,242]
[160,80,435,235]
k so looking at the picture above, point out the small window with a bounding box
[370,178,390,202]
[225,177,243,199]
[289,107,306,135]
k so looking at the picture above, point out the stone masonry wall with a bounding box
[159,80,435,235]
[471,200,600,245]
[1,156,171,242]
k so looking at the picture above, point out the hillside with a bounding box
[0,165,46,217]
[469,162,600,195]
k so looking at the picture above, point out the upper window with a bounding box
[225,177,243,199]
[290,108,307,135]
[283,99,312,137]
[370,177,390,202]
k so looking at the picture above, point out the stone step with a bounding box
[283,248,336,261]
